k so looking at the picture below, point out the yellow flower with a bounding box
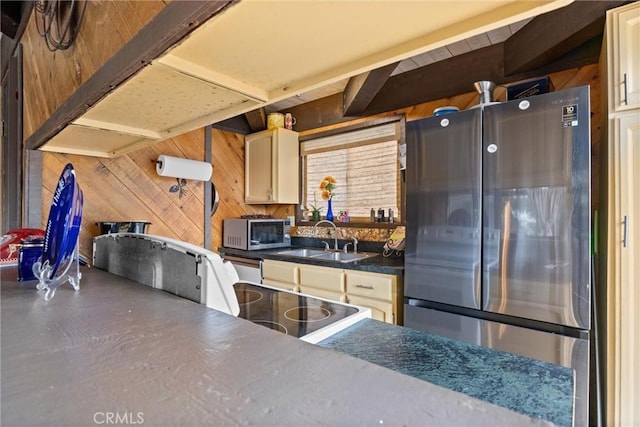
[319,176,337,200]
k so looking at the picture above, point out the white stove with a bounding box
[234,282,371,343]
[93,234,370,343]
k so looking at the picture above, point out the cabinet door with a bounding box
[244,128,299,204]
[272,128,300,204]
[345,270,399,325]
[612,3,640,111]
[262,260,298,285]
[610,111,640,427]
[347,295,393,324]
[262,279,298,292]
[298,264,345,294]
[299,286,345,303]
[245,132,274,203]
[345,270,395,301]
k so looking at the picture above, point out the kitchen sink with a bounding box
[277,248,327,258]
[276,248,378,263]
[313,252,378,262]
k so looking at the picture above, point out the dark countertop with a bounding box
[1,266,551,426]
[218,243,405,275]
[318,318,574,427]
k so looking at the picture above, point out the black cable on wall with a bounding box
[34,0,87,51]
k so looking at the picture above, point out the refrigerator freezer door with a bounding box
[405,109,482,309]
[482,86,591,329]
[404,305,589,427]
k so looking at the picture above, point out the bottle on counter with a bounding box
[370,208,375,222]
[389,208,394,223]
[377,208,385,222]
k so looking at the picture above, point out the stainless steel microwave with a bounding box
[223,218,291,250]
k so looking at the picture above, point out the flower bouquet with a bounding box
[319,176,337,221]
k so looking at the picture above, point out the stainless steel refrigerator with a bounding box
[404,85,591,426]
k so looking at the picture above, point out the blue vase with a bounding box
[326,198,334,221]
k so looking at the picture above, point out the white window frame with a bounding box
[298,116,405,225]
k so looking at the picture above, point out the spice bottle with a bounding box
[389,208,394,223]
[370,208,375,222]
[377,208,385,222]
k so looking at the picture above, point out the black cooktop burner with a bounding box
[284,306,331,322]
[253,320,288,334]
[236,288,263,305]
[234,282,359,340]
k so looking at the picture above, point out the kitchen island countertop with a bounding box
[218,245,405,275]
[318,318,574,427]
[1,266,552,426]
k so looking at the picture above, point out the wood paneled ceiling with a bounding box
[22,0,633,155]
[216,0,632,134]
[27,0,577,156]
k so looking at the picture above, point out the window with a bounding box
[300,119,404,223]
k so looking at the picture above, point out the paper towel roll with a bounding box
[156,155,212,181]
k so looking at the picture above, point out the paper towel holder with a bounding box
[152,157,206,199]
[152,155,212,181]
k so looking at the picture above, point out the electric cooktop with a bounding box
[234,282,371,344]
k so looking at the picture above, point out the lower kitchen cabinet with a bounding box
[299,286,346,304]
[261,259,403,325]
[262,259,299,292]
[344,270,402,325]
[347,295,393,324]
[298,263,345,300]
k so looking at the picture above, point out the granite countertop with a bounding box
[218,238,404,275]
[318,318,574,427]
[0,266,552,426]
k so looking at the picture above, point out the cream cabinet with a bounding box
[261,259,403,325]
[344,270,401,324]
[601,3,640,425]
[262,259,299,292]
[245,128,299,204]
[298,264,346,303]
[608,3,640,111]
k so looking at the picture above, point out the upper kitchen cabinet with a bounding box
[28,0,572,157]
[245,128,299,204]
[606,2,640,111]
[601,2,640,426]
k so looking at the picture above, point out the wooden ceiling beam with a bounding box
[211,0,620,135]
[25,1,238,150]
[365,43,505,115]
[244,108,266,132]
[284,93,357,132]
[503,0,626,75]
[285,34,603,131]
[211,115,252,135]
[343,62,399,116]
[363,36,604,118]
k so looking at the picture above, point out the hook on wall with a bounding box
[152,155,212,198]
[169,178,188,199]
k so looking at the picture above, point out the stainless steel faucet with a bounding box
[314,220,339,251]
[343,236,359,253]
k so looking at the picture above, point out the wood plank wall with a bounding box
[21,0,168,139]
[19,1,601,258]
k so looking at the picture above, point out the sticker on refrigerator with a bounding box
[562,104,578,127]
